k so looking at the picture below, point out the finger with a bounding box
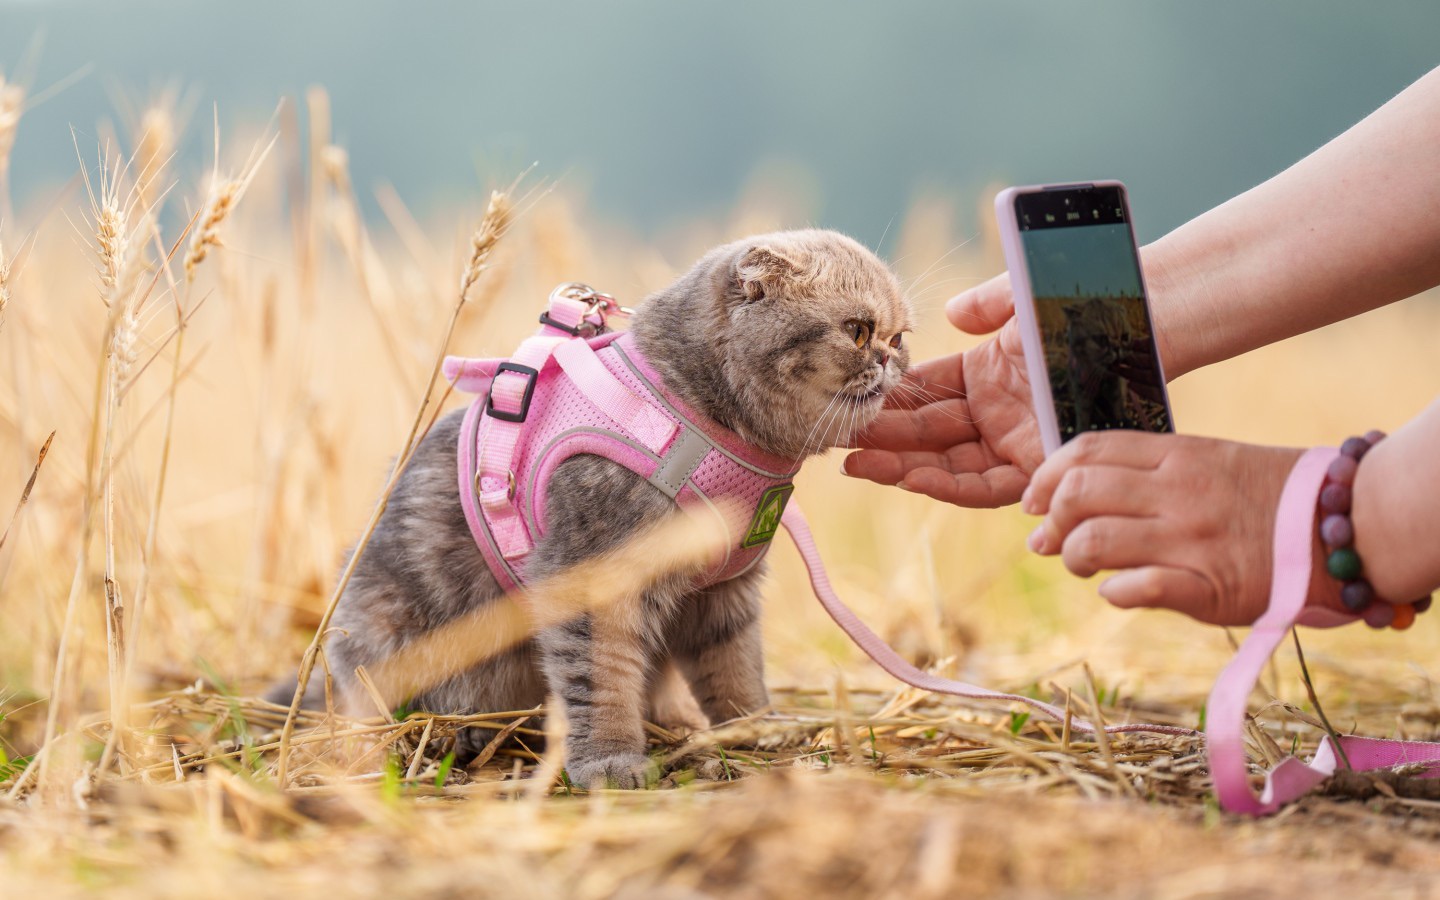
[1058,516,1168,578]
[1099,566,1221,624]
[1023,431,1175,514]
[945,272,1013,335]
[1032,465,1163,554]
[900,464,1029,509]
[850,399,978,451]
[842,441,995,483]
[841,449,942,484]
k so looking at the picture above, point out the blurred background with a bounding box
[2,0,1439,245]
[1,0,1438,787]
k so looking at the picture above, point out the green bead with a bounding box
[1327,548,1362,581]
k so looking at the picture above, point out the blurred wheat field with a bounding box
[2,89,1440,897]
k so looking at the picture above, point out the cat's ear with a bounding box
[736,244,803,302]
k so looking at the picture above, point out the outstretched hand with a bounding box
[843,272,1042,508]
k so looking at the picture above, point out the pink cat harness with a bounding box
[444,285,1440,814]
[442,284,800,594]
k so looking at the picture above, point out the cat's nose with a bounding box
[877,349,890,368]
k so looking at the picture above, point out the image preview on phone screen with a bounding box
[1015,187,1171,443]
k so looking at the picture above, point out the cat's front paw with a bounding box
[566,752,660,790]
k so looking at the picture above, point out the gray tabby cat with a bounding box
[283,229,912,789]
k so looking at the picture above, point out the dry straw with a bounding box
[1,78,1438,897]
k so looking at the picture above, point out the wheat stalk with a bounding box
[0,75,22,223]
[319,142,409,388]
[33,142,143,794]
[134,104,175,214]
[98,123,276,776]
[184,110,277,285]
[93,147,146,777]
[275,183,514,786]
[461,189,511,297]
[183,183,235,281]
[0,236,11,332]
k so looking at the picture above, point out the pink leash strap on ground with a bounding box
[1205,447,1440,814]
[781,446,1440,815]
[779,503,1195,737]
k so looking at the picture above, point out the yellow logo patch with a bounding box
[742,484,794,548]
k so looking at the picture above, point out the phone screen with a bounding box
[1015,185,1171,443]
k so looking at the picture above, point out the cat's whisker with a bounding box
[902,234,978,296]
[889,381,980,427]
[802,388,847,455]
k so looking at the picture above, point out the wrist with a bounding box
[1138,233,1231,381]
[1319,433,1433,628]
[1351,434,1419,601]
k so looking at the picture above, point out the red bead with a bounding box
[1363,429,1387,445]
[1320,514,1354,548]
[1340,437,1370,460]
[1340,580,1374,612]
[1326,455,1358,486]
[1319,483,1352,515]
[1362,602,1396,629]
[1391,604,1417,631]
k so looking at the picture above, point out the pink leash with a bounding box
[453,287,1440,813]
[779,447,1440,814]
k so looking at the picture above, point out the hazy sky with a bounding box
[1,1,1436,247]
[1023,224,1142,299]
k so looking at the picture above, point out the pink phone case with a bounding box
[993,180,1171,457]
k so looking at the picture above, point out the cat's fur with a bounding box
[282,229,911,788]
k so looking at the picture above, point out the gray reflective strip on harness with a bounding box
[648,426,711,498]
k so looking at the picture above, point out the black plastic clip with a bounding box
[485,362,539,423]
[538,311,599,337]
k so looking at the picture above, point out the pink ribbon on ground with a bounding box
[1204,447,1440,813]
[780,447,1440,815]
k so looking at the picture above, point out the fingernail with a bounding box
[839,455,851,475]
[897,481,915,493]
[1020,487,1035,515]
[1027,525,1045,552]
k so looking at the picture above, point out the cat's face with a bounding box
[719,230,912,457]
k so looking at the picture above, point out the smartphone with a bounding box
[995,181,1174,456]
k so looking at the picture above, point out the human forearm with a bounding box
[1143,65,1440,378]
[1351,398,1440,602]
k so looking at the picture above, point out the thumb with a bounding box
[946,271,1014,335]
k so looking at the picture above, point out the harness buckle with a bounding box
[485,362,539,423]
[538,310,600,337]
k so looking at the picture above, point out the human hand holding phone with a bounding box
[846,181,1171,503]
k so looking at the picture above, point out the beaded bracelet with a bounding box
[1318,431,1433,629]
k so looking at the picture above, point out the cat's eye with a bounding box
[845,319,872,349]
[888,333,903,350]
